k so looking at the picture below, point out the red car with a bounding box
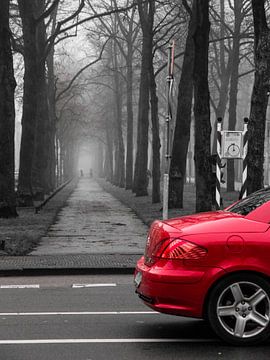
[134,188,270,345]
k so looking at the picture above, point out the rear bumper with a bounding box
[135,256,225,318]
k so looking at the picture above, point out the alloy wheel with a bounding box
[217,281,270,338]
[208,274,270,345]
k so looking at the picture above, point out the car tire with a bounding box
[207,273,270,345]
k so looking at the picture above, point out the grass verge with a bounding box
[0,178,78,256]
[97,178,239,226]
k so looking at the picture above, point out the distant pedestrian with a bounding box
[80,169,84,177]
[89,168,93,178]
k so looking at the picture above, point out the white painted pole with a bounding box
[162,41,175,220]
[216,118,222,209]
[240,117,248,199]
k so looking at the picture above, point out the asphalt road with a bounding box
[0,274,269,360]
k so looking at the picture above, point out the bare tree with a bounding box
[169,0,194,209]
[247,0,270,194]
[193,0,212,212]
[133,0,155,197]
[17,0,38,205]
[112,0,139,190]
[226,0,250,191]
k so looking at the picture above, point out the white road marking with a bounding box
[72,283,117,288]
[0,311,155,316]
[0,283,118,289]
[0,285,40,289]
[0,338,217,344]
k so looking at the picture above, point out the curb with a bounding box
[0,254,141,275]
[35,178,74,213]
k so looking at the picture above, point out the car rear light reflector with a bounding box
[160,239,207,260]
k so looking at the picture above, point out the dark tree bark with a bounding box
[46,5,58,191]
[125,46,134,190]
[227,0,242,192]
[216,0,228,119]
[116,3,138,190]
[31,0,52,199]
[169,2,195,208]
[47,49,57,191]
[133,0,155,196]
[247,0,270,194]
[17,0,38,206]
[0,0,18,217]
[112,40,125,188]
[211,0,233,153]
[193,0,212,212]
[18,0,56,203]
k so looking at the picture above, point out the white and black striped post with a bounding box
[240,117,249,199]
[216,117,222,209]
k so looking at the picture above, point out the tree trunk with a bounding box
[169,6,195,208]
[113,58,125,188]
[133,0,154,196]
[97,141,104,177]
[31,0,52,199]
[149,62,161,203]
[227,0,242,192]
[63,137,76,181]
[133,34,151,196]
[125,45,134,190]
[193,0,212,212]
[212,0,233,153]
[17,0,38,206]
[247,1,270,194]
[105,120,114,182]
[0,0,18,217]
[47,50,57,191]
[46,5,58,190]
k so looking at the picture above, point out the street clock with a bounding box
[222,131,243,159]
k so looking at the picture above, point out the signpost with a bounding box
[163,41,175,220]
[216,117,249,209]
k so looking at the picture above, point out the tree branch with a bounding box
[35,0,60,24]
[47,0,138,52]
[182,0,192,17]
[56,38,110,102]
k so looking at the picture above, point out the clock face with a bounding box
[227,143,240,157]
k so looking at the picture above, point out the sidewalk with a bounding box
[31,178,148,255]
[0,178,149,273]
[0,177,238,274]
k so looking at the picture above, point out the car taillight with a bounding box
[144,221,207,265]
[158,239,207,260]
[144,221,169,265]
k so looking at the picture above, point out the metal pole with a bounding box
[240,117,248,199]
[163,41,175,220]
[215,118,222,209]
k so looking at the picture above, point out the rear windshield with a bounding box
[227,188,270,216]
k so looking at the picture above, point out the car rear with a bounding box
[134,220,225,318]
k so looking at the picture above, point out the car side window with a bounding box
[228,190,270,216]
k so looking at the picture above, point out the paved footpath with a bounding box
[30,178,148,256]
